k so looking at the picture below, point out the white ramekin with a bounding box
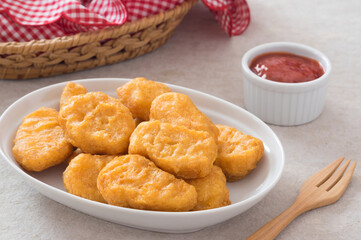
[241,42,331,126]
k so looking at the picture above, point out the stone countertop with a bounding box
[1,1,360,239]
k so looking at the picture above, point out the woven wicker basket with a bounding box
[0,0,197,80]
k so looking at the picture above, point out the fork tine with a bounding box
[320,159,351,191]
[308,157,345,186]
[328,161,357,199]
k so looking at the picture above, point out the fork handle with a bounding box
[246,202,306,240]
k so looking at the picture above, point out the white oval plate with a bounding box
[0,78,284,233]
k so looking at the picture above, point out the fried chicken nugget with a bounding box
[128,120,217,179]
[58,92,135,155]
[63,153,115,203]
[149,92,219,142]
[186,166,231,210]
[117,77,171,120]
[13,107,73,172]
[215,125,264,182]
[97,154,197,211]
[59,82,88,109]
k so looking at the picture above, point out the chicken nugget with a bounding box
[13,107,73,172]
[63,153,115,203]
[215,125,264,182]
[97,154,197,211]
[59,82,87,109]
[186,166,231,210]
[128,120,217,179]
[59,92,135,155]
[149,92,218,142]
[117,77,171,120]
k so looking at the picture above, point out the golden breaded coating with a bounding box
[149,92,218,142]
[63,153,115,203]
[97,154,197,211]
[58,92,135,155]
[117,77,171,120]
[13,107,73,172]
[186,166,231,210]
[128,120,217,179]
[65,148,83,165]
[59,82,87,109]
[215,125,264,182]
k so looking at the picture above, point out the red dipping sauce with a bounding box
[249,52,324,83]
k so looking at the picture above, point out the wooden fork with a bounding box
[247,157,357,240]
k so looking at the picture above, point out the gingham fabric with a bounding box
[202,0,250,36]
[0,0,250,42]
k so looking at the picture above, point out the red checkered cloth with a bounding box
[202,0,250,36]
[0,0,250,42]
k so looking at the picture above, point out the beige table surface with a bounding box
[1,1,360,239]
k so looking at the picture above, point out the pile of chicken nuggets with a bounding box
[13,77,264,212]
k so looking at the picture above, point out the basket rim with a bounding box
[0,0,197,53]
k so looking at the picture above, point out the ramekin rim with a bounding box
[241,42,331,90]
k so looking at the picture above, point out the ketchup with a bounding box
[249,52,324,83]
